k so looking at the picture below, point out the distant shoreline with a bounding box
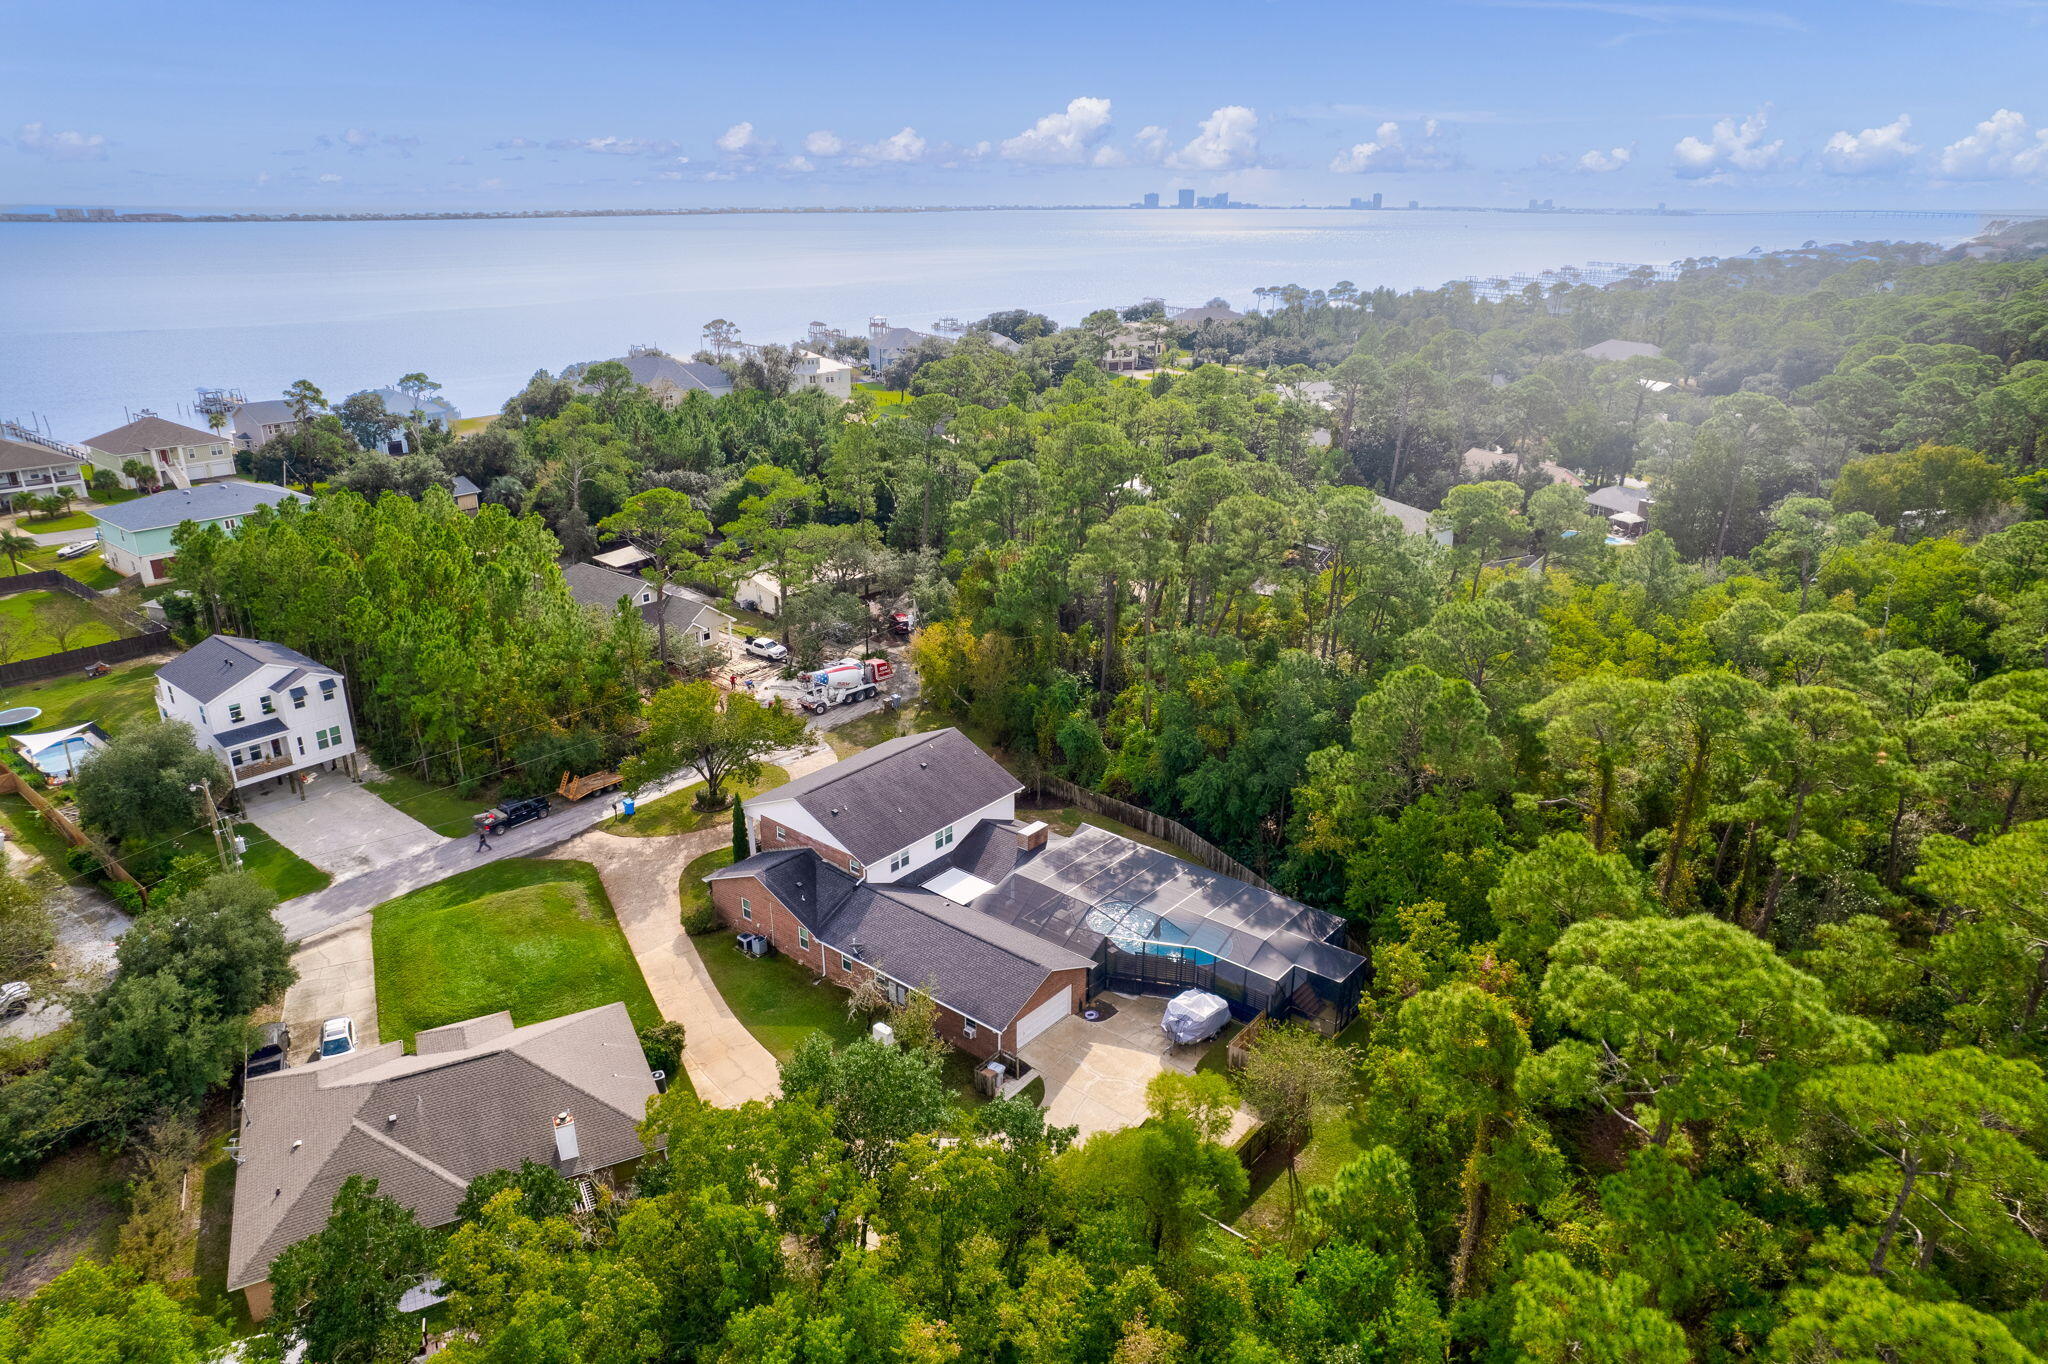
[0,203,2013,227]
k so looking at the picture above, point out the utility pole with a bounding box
[191,781,232,871]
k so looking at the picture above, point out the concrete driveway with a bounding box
[243,769,444,881]
[279,920,378,1063]
[1018,993,1255,1143]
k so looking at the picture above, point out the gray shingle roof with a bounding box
[81,414,226,454]
[451,475,480,498]
[213,716,288,747]
[567,351,732,396]
[748,728,1022,864]
[228,1004,656,1292]
[0,436,84,475]
[1374,493,1436,539]
[1585,484,1651,516]
[561,561,649,612]
[710,849,1090,1027]
[91,480,305,534]
[157,634,334,704]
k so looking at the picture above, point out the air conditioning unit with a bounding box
[736,933,769,958]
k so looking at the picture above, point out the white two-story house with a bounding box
[154,635,358,791]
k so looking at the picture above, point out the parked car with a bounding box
[56,538,97,561]
[889,610,915,637]
[0,982,28,1017]
[745,636,788,662]
[319,1016,358,1059]
[476,795,550,834]
[246,1021,291,1079]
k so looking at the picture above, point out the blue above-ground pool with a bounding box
[25,736,95,778]
[0,706,42,729]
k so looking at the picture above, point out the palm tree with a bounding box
[0,529,37,575]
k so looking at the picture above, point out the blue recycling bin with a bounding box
[621,795,636,818]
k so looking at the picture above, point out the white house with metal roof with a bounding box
[93,480,306,585]
[155,634,357,790]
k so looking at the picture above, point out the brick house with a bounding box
[709,729,1367,1058]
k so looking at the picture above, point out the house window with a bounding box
[198,705,207,724]
[314,725,340,751]
[775,826,786,842]
[296,737,305,755]
[228,703,243,723]
[228,749,241,765]
[887,982,908,1007]
[934,824,955,851]
[740,897,752,920]
[888,848,912,874]
[289,688,306,710]
[260,695,275,715]
[319,679,336,702]
[798,926,811,950]
[839,953,852,972]
[849,860,863,876]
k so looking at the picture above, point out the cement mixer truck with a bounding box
[797,657,893,713]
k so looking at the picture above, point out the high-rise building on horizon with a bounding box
[1176,188,1195,209]
[1142,191,1160,209]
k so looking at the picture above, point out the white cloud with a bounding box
[1135,125,1171,163]
[1167,106,1262,171]
[864,127,926,163]
[1000,96,1114,164]
[1672,106,1784,178]
[1938,108,2048,179]
[1821,115,1919,174]
[804,130,845,157]
[782,155,815,172]
[13,122,109,161]
[1575,145,1633,171]
[1330,119,1461,172]
[492,137,540,151]
[545,135,681,157]
[717,121,776,156]
[317,172,343,183]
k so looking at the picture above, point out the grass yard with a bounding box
[0,793,79,871]
[604,765,788,838]
[85,488,143,505]
[1234,1110,1369,1248]
[0,590,124,657]
[372,858,660,1049]
[362,769,498,839]
[17,511,97,533]
[679,846,734,924]
[0,1146,126,1298]
[694,928,986,1102]
[7,542,122,591]
[236,824,331,899]
[0,656,165,736]
[451,415,497,436]
[854,383,911,408]
[1014,799,1186,859]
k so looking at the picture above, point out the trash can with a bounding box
[621,796,636,818]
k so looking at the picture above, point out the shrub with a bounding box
[638,1020,687,1078]
[682,900,722,936]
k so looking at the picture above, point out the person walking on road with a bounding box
[475,827,491,853]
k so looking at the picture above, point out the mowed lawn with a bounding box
[17,511,97,534]
[10,542,122,591]
[372,858,660,1048]
[363,769,498,839]
[0,590,123,656]
[0,656,165,736]
[604,765,787,838]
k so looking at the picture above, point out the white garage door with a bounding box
[1013,988,1073,1049]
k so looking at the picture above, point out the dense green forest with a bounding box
[12,240,2048,1361]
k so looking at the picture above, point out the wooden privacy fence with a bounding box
[0,569,170,686]
[1030,774,1276,892]
[0,767,141,887]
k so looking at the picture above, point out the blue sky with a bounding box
[5,0,2046,211]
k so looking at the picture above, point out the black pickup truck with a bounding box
[476,795,551,835]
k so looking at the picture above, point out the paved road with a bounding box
[273,740,829,942]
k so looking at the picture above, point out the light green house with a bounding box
[91,480,306,586]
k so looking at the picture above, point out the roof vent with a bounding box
[386,1113,398,1126]
[291,1140,302,1152]
[919,761,928,769]
[553,1111,580,1166]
